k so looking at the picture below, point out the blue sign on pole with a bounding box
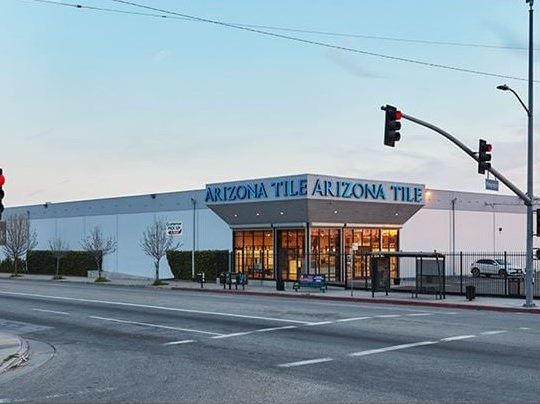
[485,178,499,192]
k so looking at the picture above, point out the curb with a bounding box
[0,276,152,289]
[0,336,30,375]
[170,286,540,315]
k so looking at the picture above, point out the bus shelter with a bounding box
[369,251,445,299]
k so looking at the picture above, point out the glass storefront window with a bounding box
[233,230,274,280]
[310,228,341,283]
[276,229,305,281]
[343,228,399,281]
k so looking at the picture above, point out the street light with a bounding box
[496,85,530,116]
[496,0,535,307]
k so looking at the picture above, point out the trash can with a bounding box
[508,276,521,296]
[465,285,476,301]
[276,279,285,291]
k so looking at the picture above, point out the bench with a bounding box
[293,274,327,293]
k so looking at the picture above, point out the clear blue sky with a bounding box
[1,0,538,206]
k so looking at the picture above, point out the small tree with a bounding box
[80,226,117,281]
[2,214,38,277]
[48,236,69,279]
[140,217,180,284]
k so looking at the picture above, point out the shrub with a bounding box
[0,258,25,273]
[166,250,229,281]
[26,250,98,277]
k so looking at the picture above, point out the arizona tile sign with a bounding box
[205,175,424,205]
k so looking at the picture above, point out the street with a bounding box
[0,279,539,403]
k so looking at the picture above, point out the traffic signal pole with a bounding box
[381,106,530,203]
[387,108,534,306]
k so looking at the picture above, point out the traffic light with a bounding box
[0,168,4,220]
[383,105,402,147]
[478,139,492,174]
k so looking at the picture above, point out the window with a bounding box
[233,230,274,279]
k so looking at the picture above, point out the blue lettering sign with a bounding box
[312,179,324,196]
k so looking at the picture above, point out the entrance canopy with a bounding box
[205,174,425,226]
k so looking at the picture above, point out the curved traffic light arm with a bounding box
[398,110,532,206]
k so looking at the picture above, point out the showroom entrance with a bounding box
[207,174,424,285]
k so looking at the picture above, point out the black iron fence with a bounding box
[439,251,539,298]
[230,250,539,298]
[350,251,538,298]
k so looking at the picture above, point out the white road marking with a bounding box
[0,291,311,325]
[405,313,433,317]
[163,339,195,346]
[306,321,334,326]
[350,341,438,357]
[255,325,298,333]
[519,327,531,330]
[32,308,70,316]
[212,325,298,339]
[375,314,401,318]
[0,387,116,403]
[440,335,476,342]
[480,330,507,336]
[277,357,334,368]
[307,301,445,313]
[211,331,257,339]
[336,316,371,323]
[88,316,223,336]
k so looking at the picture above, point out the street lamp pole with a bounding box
[496,1,535,307]
[525,0,535,307]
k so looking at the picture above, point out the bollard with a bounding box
[465,285,476,301]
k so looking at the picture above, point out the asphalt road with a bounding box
[0,279,539,403]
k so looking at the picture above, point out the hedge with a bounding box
[166,250,229,281]
[0,258,25,273]
[24,250,98,276]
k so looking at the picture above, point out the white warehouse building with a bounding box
[3,173,532,283]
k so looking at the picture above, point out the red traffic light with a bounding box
[485,143,492,152]
[395,110,402,120]
[0,174,4,187]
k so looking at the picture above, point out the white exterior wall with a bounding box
[4,184,535,279]
[24,208,231,279]
[26,208,231,279]
[401,209,527,253]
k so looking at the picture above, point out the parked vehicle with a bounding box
[470,259,523,277]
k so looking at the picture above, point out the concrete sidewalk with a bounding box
[0,332,28,375]
[1,272,540,314]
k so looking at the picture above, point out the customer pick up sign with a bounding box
[166,222,183,237]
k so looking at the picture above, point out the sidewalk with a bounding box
[1,272,540,314]
[0,332,28,375]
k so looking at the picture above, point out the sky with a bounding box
[1,0,539,206]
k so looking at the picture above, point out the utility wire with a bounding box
[110,0,539,83]
[233,25,535,52]
[19,0,537,83]
[22,0,536,51]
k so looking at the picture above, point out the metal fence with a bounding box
[231,250,539,298]
[349,251,538,298]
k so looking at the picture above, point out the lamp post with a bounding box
[496,0,535,307]
[191,197,197,279]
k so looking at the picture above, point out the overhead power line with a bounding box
[24,0,536,51]
[20,0,538,83]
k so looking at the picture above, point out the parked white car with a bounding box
[470,259,523,277]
